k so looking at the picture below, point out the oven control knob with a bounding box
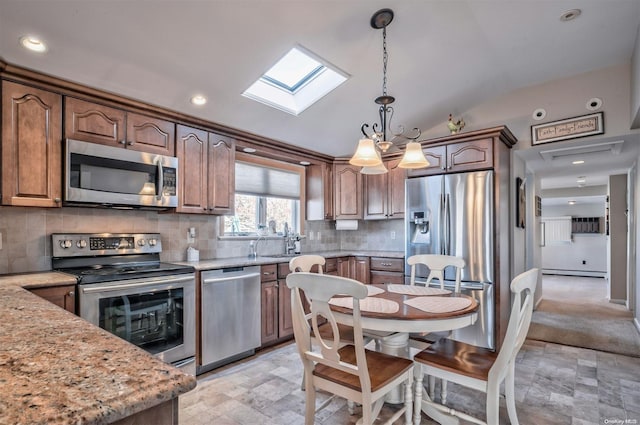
[148,238,157,246]
[59,240,72,249]
[76,240,87,249]
[138,239,146,246]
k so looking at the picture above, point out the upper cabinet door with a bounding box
[447,139,493,172]
[407,145,446,177]
[125,112,175,155]
[334,163,362,219]
[176,125,208,213]
[64,97,125,147]
[2,81,62,207]
[386,158,405,219]
[207,133,235,215]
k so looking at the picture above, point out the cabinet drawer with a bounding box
[370,271,405,285]
[261,264,277,282]
[370,257,404,272]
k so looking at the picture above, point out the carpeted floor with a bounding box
[527,274,640,357]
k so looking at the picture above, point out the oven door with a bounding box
[78,274,195,369]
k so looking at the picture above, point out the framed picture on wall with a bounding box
[516,177,526,229]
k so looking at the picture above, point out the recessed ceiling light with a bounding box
[568,200,577,205]
[19,36,47,53]
[242,147,257,153]
[586,98,602,111]
[299,161,311,166]
[532,108,546,121]
[190,95,207,106]
[560,9,581,22]
[572,160,585,165]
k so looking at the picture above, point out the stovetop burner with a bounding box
[51,233,194,284]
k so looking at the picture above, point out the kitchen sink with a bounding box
[264,254,298,258]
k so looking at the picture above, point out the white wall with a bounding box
[632,23,640,128]
[609,174,628,303]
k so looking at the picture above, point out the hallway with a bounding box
[527,274,640,357]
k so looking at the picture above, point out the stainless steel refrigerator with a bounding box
[405,170,495,349]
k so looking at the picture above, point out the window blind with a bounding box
[235,161,301,199]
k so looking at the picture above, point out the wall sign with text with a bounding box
[531,112,604,145]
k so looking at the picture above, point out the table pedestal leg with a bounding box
[379,332,410,404]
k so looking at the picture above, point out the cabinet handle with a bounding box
[120,140,127,145]
[68,291,75,297]
[127,141,134,146]
[54,197,61,203]
[263,271,275,275]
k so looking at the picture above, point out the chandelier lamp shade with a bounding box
[349,8,430,172]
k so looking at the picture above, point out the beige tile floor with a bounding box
[180,276,640,424]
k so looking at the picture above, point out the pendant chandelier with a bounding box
[349,8,430,174]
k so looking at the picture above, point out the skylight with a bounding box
[243,45,348,116]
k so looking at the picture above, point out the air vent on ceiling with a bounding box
[539,140,623,162]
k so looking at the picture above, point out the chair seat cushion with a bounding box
[413,338,497,381]
[313,345,413,392]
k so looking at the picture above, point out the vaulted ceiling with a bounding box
[1,1,639,191]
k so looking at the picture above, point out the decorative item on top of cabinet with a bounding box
[176,125,235,215]
[370,257,404,285]
[408,138,493,177]
[306,161,334,221]
[2,81,62,207]
[364,158,405,220]
[334,162,363,219]
[29,285,76,314]
[64,97,175,156]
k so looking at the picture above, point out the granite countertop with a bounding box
[0,277,196,424]
[176,250,404,270]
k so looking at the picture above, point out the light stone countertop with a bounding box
[175,250,404,270]
[0,274,196,424]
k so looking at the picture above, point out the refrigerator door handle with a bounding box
[439,194,445,254]
[445,193,451,255]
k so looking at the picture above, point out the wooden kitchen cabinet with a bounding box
[352,256,370,284]
[363,158,405,220]
[1,81,62,207]
[260,263,294,347]
[176,124,235,215]
[369,257,405,285]
[29,285,76,314]
[408,138,493,177]
[336,256,370,283]
[333,162,362,219]
[306,161,334,220]
[260,264,279,345]
[64,97,175,155]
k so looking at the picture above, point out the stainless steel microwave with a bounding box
[64,139,178,208]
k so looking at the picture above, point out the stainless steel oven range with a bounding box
[51,233,196,374]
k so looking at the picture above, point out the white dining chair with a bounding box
[406,254,466,349]
[412,268,539,425]
[286,272,414,425]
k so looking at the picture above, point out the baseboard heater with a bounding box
[542,269,606,278]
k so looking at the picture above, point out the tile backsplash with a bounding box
[0,207,404,274]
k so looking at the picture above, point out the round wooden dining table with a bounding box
[329,283,478,406]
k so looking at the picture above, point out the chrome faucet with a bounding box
[248,235,264,259]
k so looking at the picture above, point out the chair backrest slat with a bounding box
[286,272,370,384]
[407,254,466,292]
[490,268,539,382]
[289,255,325,274]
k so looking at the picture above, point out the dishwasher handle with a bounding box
[202,272,261,285]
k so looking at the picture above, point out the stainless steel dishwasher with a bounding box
[198,266,261,374]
